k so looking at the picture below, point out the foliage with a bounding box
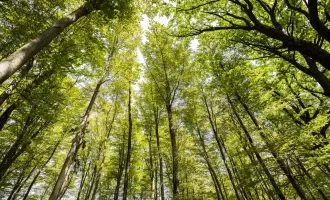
[1,0,330,199]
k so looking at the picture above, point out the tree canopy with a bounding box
[0,0,330,199]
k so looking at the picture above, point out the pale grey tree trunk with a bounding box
[0,5,90,84]
[49,79,103,200]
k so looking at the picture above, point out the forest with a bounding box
[0,0,330,199]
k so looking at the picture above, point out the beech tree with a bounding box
[1,0,330,199]
[0,0,133,84]
[142,23,192,199]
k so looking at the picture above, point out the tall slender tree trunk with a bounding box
[296,158,328,200]
[209,168,222,200]
[0,113,44,180]
[123,84,133,200]
[228,154,250,200]
[114,141,125,200]
[89,103,117,200]
[235,93,308,200]
[77,151,91,200]
[0,58,33,107]
[22,139,60,200]
[84,165,97,200]
[196,127,225,200]
[227,96,286,200]
[166,104,180,199]
[22,170,41,200]
[90,172,101,200]
[0,68,54,132]
[0,4,91,84]
[148,129,156,199]
[202,95,241,200]
[7,166,29,200]
[154,106,165,200]
[49,78,103,200]
[155,163,158,200]
[0,102,18,131]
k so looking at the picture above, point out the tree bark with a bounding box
[166,104,180,199]
[202,94,241,200]
[7,166,29,200]
[123,84,133,200]
[306,0,330,44]
[90,172,101,200]
[148,129,156,199]
[296,158,328,200]
[22,170,41,200]
[235,93,308,200]
[0,102,18,131]
[196,127,225,200]
[154,106,165,200]
[0,4,91,84]
[114,141,125,200]
[88,103,117,200]
[227,96,286,200]
[0,68,54,132]
[0,114,46,180]
[49,78,103,200]
[84,165,97,200]
[22,139,60,200]
[0,58,34,107]
[77,157,91,200]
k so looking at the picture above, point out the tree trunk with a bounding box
[0,4,91,84]
[114,141,125,200]
[202,94,241,200]
[154,106,165,200]
[0,58,33,107]
[88,103,117,200]
[77,151,91,200]
[123,84,133,200]
[22,139,60,200]
[196,127,225,200]
[0,68,54,132]
[166,104,179,199]
[155,163,158,200]
[89,102,117,199]
[22,170,41,200]
[11,164,39,200]
[227,96,286,200]
[0,102,18,131]
[7,166,29,200]
[235,93,308,200]
[296,158,328,200]
[148,129,155,199]
[0,113,41,180]
[84,165,97,200]
[49,79,103,200]
[90,172,101,200]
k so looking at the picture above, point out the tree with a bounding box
[143,23,191,199]
[169,0,330,97]
[2,1,330,199]
[0,0,133,84]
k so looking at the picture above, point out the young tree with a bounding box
[143,24,191,199]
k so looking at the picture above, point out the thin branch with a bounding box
[177,0,219,12]
[172,25,254,37]
[284,0,309,18]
